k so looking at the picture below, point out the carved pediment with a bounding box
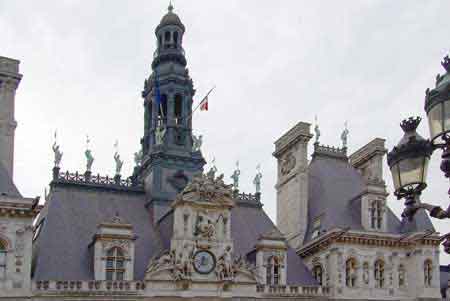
[173,173,235,208]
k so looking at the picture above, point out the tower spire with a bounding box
[168,1,173,12]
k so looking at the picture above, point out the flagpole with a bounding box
[188,86,215,120]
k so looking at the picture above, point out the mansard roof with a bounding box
[304,153,434,243]
[33,180,315,285]
[0,163,21,197]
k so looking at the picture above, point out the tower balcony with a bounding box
[152,45,186,68]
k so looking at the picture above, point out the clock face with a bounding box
[193,250,216,274]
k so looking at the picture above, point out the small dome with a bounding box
[156,4,185,33]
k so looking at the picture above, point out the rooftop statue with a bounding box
[253,164,262,193]
[85,135,94,172]
[134,149,143,167]
[230,161,240,190]
[192,134,203,152]
[155,125,166,145]
[341,121,349,148]
[114,152,123,175]
[314,115,320,144]
[52,141,63,168]
[207,158,218,180]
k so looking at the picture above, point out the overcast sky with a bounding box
[2,1,449,263]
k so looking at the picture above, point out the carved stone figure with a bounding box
[52,142,63,168]
[146,250,175,274]
[155,125,166,145]
[280,153,296,175]
[207,164,217,180]
[314,125,320,144]
[341,122,349,148]
[216,246,233,280]
[195,212,217,240]
[192,134,203,152]
[85,149,94,172]
[253,166,263,194]
[230,161,240,190]
[363,262,369,284]
[174,244,193,280]
[113,152,123,175]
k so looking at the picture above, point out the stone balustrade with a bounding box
[256,284,330,296]
[33,280,146,294]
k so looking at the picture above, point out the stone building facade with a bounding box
[0,5,447,300]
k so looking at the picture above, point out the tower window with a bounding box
[370,200,383,230]
[424,259,433,287]
[374,259,385,288]
[0,239,7,280]
[174,94,183,125]
[345,258,357,287]
[158,35,162,47]
[158,94,168,125]
[106,247,125,281]
[164,31,171,42]
[313,264,323,286]
[173,31,179,46]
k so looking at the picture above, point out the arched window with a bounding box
[424,259,433,287]
[0,239,7,280]
[313,265,323,286]
[164,31,171,42]
[370,200,383,230]
[174,94,183,125]
[398,264,406,287]
[173,31,179,46]
[266,256,281,286]
[106,247,125,281]
[374,259,385,288]
[158,35,162,48]
[345,258,357,287]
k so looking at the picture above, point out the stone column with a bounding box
[0,57,22,178]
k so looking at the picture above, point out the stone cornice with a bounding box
[0,196,41,218]
[273,122,312,158]
[349,138,387,169]
[297,228,440,258]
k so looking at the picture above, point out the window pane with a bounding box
[116,260,124,269]
[106,271,113,280]
[428,103,443,141]
[116,271,124,281]
[106,259,114,269]
[0,252,5,265]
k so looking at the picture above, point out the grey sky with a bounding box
[2,1,449,262]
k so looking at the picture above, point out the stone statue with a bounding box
[192,134,203,152]
[216,246,233,280]
[363,263,369,284]
[195,212,217,240]
[341,122,349,148]
[114,152,123,175]
[253,165,262,193]
[155,125,166,145]
[85,149,94,172]
[52,141,63,168]
[207,158,218,180]
[174,244,193,280]
[134,149,143,167]
[314,116,321,144]
[230,161,240,190]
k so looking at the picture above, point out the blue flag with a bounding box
[154,70,162,108]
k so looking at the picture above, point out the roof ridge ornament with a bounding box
[400,116,421,133]
[168,0,174,12]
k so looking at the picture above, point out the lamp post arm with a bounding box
[402,202,450,220]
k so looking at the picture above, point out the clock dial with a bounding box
[193,250,216,274]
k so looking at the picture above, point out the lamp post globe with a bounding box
[387,117,433,218]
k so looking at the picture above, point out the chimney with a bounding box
[0,56,22,178]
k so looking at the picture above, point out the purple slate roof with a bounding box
[0,163,21,197]
[33,182,316,285]
[304,153,434,243]
[33,184,161,280]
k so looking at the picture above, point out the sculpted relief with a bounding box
[280,152,296,176]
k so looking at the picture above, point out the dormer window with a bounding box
[106,247,125,281]
[0,240,6,280]
[370,200,383,230]
[266,256,281,285]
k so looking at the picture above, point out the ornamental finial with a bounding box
[400,116,421,133]
[442,55,450,73]
[168,1,174,12]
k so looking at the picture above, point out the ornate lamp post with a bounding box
[387,55,450,252]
